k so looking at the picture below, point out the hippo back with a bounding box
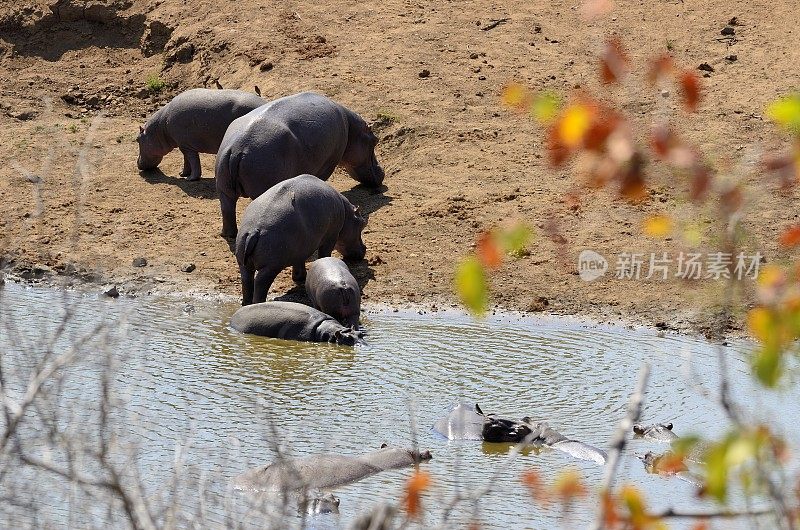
[307,257,361,326]
[230,301,335,341]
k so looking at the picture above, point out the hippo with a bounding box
[302,492,340,515]
[306,257,361,327]
[637,450,704,488]
[632,422,679,443]
[136,88,266,181]
[232,445,432,493]
[230,301,363,346]
[215,91,384,238]
[433,402,607,465]
[235,174,367,305]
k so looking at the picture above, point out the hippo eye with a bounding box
[633,424,645,435]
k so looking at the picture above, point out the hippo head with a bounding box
[335,204,368,261]
[305,492,340,515]
[136,125,166,171]
[633,422,677,442]
[482,415,533,443]
[332,326,365,346]
[342,115,384,187]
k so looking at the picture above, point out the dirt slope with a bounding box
[1,0,799,335]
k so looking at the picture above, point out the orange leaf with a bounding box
[643,215,672,238]
[679,70,701,112]
[547,125,571,166]
[501,82,531,112]
[552,469,587,501]
[558,103,594,147]
[650,123,678,158]
[404,470,431,518]
[648,54,675,84]
[601,490,621,528]
[690,162,712,202]
[780,225,800,247]
[691,522,710,530]
[620,153,647,201]
[600,38,630,84]
[477,232,502,269]
[521,468,550,504]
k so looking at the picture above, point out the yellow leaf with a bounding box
[767,94,800,136]
[753,344,782,387]
[643,215,672,238]
[455,257,488,316]
[558,104,593,147]
[683,225,702,246]
[757,264,784,289]
[552,469,587,501]
[498,223,534,257]
[725,438,756,467]
[747,307,775,343]
[501,83,531,111]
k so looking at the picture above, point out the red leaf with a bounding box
[477,232,502,269]
[679,70,701,112]
[620,153,647,201]
[600,38,630,84]
[780,225,800,247]
[650,123,677,158]
[648,54,675,84]
[547,125,571,166]
[690,162,712,202]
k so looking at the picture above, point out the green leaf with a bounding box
[766,94,800,136]
[499,223,534,257]
[531,91,561,124]
[704,438,731,502]
[752,343,782,387]
[455,257,488,316]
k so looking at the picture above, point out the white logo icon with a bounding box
[578,250,608,282]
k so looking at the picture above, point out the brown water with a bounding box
[1,282,796,529]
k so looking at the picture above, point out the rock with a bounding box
[132,257,147,267]
[180,262,196,273]
[469,52,480,59]
[85,95,100,106]
[102,285,119,298]
[528,296,549,312]
[10,109,37,121]
[725,54,738,62]
[721,26,735,36]
[697,63,714,72]
[418,69,430,78]
[728,17,739,25]
[168,42,194,63]
[478,75,486,80]
[660,89,670,98]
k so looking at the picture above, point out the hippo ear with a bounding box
[633,424,645,435]
[475,403,484,415]
[139,125,144,134]
[334,329,343,339]
[380,443,388,449]
[665,422,673,430]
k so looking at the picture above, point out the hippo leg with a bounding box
[252,268,280,304]
[317,236,337,259]
[180,148,202,181]
[220,194,239,239]
[292,261,307,284]
[240,263,255,306]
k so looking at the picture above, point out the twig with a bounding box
[480,18,509,31]
[592,362,650,530]
[650,506,774,519]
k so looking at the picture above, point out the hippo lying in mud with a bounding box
[233,445,432,492]
[136,88,265,181]
[434,403,607,465]
[230,301,363,346]
[235,174,367,305]
[306,257,361,327]
[215,91,384,238]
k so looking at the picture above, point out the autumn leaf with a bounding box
[531,91,561,124]
[498,223,533,257]
[455,257,488,316]
[619,153,647,201]
[747,307,776,343]
[547,125,571,166]
[650,123,678,158]
[552,469,587,501]
[690,162,712,202]
[501,82,531,112]
[647,54,675,84]
[600,490,621,528]
[643,215,672,238]
[766,93,800,136]
[476,232,502,269]
[521,468,550,504]
[600,38,630,84]
[679,70,701,112]
[558,103,594,147]
[780,225,800,247]
[403,470,431,518]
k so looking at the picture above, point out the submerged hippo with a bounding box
[633,422,679,443]
[215,92,384,238]
[433,402,607,465]
[136,88,265,181]
[235,174,367,305]
[230,301,363,346]
[233,445,432,492]
[306,257,361,327]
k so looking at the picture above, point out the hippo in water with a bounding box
[136,88,265,181]
[215,92,384,238]
[230,301,363,346]
[306,257,361,327]
[235,174,367,305]
[232,445,432,492]
[632,422,679,443]
[433,402,607,465]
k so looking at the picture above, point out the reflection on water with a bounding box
[0,282,797,529]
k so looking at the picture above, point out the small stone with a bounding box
[721,26,735,36]
[260,61,274,72]
[180,262,196,273]
[132,257,147,267]
[478,75,486,80]
[10,109,37,121]
[418,69,430,78]
[469,52,479,59]
[725,54,738,62]
[102,285,119,298]
[660,89,670,98]
[697,62,714,72]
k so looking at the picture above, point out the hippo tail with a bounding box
[235,231,260,267]
[214,145,243,200]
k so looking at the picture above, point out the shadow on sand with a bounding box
[139,168,218,199]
